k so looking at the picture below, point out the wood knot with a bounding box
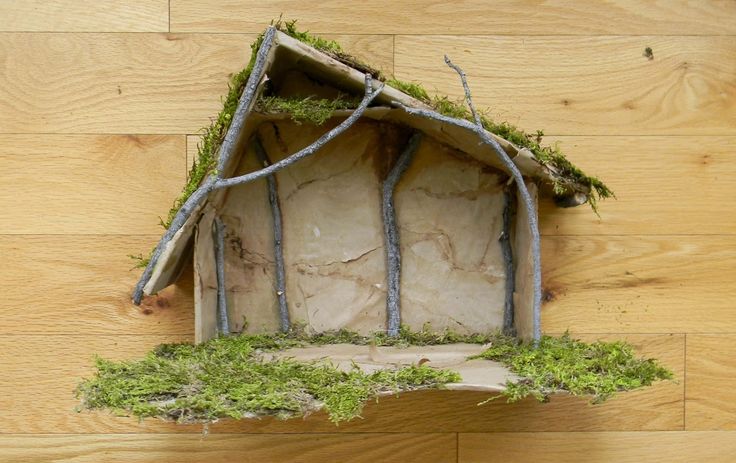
[542,288,558,303]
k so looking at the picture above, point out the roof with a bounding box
[138,24,610,299]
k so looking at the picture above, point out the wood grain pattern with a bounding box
[0,135,185,235]
[0,433,457,463]
[395,35,736,136]
[0,0,169,32]
[459,431,736,463]
[539,136,736,235]
[170,0,736,35]
[541,236,736,333]
[6,133,731,237]
[0,334,680,434]
[0,235,194,335]
[686,334,736,430]
[4,233,721,336]
[0,33,392,134]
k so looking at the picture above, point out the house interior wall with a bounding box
[195,118,513,340]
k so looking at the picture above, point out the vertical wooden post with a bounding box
[500,189,516,335]
[213,216,230,335]
[253,138,290,333]
[382,132,423,336]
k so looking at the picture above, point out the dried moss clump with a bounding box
[472,333,673,403]
[257,95,361,125]
[77,333,461,424]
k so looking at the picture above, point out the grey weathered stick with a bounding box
[214,74,383,190]
[212,216,230,335]
[132,176,216,304]
[382,132,423,336]
[500,189,516,336]
[216,27,276,173]
[393,61,542,341]
[447,56,541,341]
[132,29,276,305]
[253,138,290,333]
[444,56,483,127]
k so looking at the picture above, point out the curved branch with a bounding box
[383,132,424,337]
[393,61,543,341]
[214,75,383,191]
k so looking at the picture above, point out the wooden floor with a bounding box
[1,1,735,461]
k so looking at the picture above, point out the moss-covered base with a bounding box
[77,328,671,424]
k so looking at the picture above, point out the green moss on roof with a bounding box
[386,77,613,210]
[162,20,381,229]
[257,95,362,126]
[77,327,671,424]
[162,20,610,229]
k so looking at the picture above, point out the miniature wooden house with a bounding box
[132,27,601,392]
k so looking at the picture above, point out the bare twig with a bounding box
[214,75,383,191]
[393,59,543,341]
[253,137,290,333]
[500,189,516,336]
[382,132,423,336]
[213,216,230,335]
[444,56,482,127]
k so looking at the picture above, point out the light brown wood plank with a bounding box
[395,35,736,135]
[0,335,194,435]
[0,135,185,235]
[0,235,194,335]
[0,334,680,434]
[459,431,736,463]
[0,433,456,463]
[0,0,169,32]
[541,235,736,333]
[0,33,392,134]
[170,0,736,35]
[686,334,736,430]
[539,136,736,236]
